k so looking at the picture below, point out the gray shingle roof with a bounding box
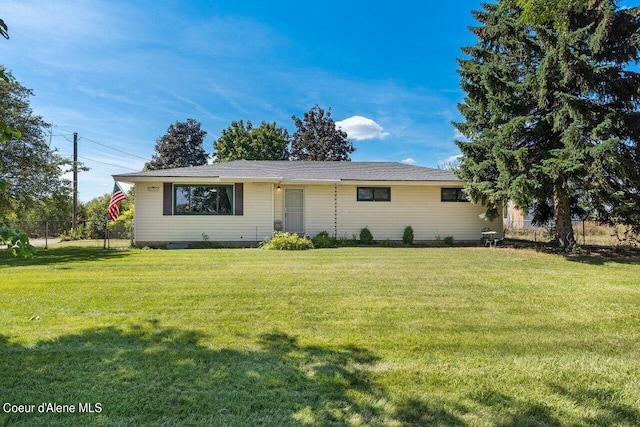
[114,160,461,182]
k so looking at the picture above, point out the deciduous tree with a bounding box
[291,105,354,161]
[144,118,209,170]
[0,67,69,214]
[213,120,290,162]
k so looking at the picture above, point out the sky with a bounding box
[3,1,513,201]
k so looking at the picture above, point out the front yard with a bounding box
[1,245,639,426]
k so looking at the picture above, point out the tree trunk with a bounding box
[553,178,574,249]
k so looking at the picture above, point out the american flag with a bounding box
[108,182,127,221]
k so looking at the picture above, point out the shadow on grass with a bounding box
[0,246,132,268]
[469,385,640,427]
[469,390,563,426]
[550,383,640,426]
[0,322,459,426]
[561,251,640,266]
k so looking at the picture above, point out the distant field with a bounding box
[1,245,639,426]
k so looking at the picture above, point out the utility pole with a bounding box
[73,132,78,229]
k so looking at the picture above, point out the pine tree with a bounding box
[291,105,354,161]
[145,118,209,170]
[454,1,640,249]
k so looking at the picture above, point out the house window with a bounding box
[357,187,391,202]
[174,185,233,214]
[441,188,468,202]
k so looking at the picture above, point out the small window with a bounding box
[441,188,468,202]
[357,187,391,202]
[174,185,233,214]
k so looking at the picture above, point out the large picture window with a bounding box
[441,188,468,202]
[174,185,233,214]
[357,187,391,202]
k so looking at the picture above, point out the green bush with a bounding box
[444,235,454,245]
[380,239,396,247]
[312,231,334,248]
[403,226,414,245]
[360,227,374,245]
[336,236,358,247]
[59,225,87,242]
[261,232,314,250]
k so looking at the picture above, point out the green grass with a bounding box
[1,244,639,426]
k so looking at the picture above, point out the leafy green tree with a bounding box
[291,105,354,161]
[84,188,133,239]
[213,120,290,162]
[0,19,33,257]
[454,1,640,249]
[0,66,70,216]
[144,118,209,170]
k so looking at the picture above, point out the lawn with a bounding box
[1,245,639,426]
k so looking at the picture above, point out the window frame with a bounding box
[357,187,391,202]
[173,184,234,215]
[441,187,469,202]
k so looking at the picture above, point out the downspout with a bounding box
[334,184,338,238]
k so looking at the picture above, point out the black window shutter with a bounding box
[163,183,173,215]
[234,183,243,216]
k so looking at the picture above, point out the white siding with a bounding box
[274,184,501,241]
[133,181,501,244]
[303,185,337,236]
[334,184,500,241]
[134,181,273,244]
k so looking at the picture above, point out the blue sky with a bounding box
[5,0,491,201]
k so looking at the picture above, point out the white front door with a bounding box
[284,189,304,234]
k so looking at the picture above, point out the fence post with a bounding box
[45,220,49,250]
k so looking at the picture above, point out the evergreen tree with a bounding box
[291,105,354,161]
[144,118,209,170]
[454,1,640,249]
[213,120,290,162]
[508,0,590,30]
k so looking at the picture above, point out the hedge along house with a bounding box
[113,160,502,247]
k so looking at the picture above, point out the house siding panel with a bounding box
[334,185,499,241]
[134,181,273,245]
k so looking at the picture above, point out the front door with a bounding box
[284,189,304,235]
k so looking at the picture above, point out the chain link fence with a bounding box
[13,219,134,249]
[504,218,639,247]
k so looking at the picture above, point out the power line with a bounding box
[53,133,151,162]
[77,155,140,171]
[79,136,150,161]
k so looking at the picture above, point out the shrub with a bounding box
[59,225,87,241]
[261,232,314,250]
[312,231,334,248]
[360,227,374,245]
[380,239,396,247]
[336,236,358,247]
[403,226,414,245]
[444,235,454,245]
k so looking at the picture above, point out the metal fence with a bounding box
[504,218,639,247]
[13,219,134,249]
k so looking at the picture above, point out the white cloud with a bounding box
[401,158,416,164]
[444,154,462,163]
[336,116,390,141]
